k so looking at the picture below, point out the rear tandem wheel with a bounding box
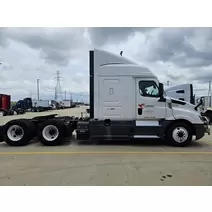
[38,119,66,146]
[4,119,35,146]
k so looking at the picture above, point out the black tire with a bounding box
[20,109,25,114]
[0,109,8,116]
[38,119,65,146]
[21,119,36,140]
[165,122,192,147]
[37,107,42,112]
[8,110,14,115]
[4,119,32,146]
[32,108,37,112]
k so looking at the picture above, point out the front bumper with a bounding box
[201,116,210,135]
[194,116,211,140]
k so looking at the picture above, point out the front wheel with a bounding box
[166,122,192,147]
[0,109,8,116]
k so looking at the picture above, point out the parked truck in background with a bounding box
[11,97,32,114]
[0,93,11,116]
[0,94,26,116]
[0,49,210,147]
[197,96,212,123]
[59,100,77,109]
[32,100,53,112]
[12,98,54,112]
[165,84,195,104]
[60,100,71,108]
[165,84,212,123]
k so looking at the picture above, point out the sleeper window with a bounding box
[139,80,159,97]
[176,90,185,93]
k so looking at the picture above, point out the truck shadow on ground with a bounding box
[71,138,205,148]
[0,138,207,148]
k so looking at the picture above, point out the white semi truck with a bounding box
[0,49,210,147]
[165,84,212,123]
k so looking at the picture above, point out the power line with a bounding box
[54,70,63,100]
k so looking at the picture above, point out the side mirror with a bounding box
[194,97,203,111]
[159,83,164,98]
[158,83,165,102]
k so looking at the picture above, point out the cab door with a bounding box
[135,78,166,121]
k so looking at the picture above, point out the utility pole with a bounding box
[37,79,40,100]
[208,81,211,107]
[70,92,73,102]
[64,90,66,100]
[0,63,2,79]
[54,86,57,100]
[80,93,83,104]
[54,70,62,100]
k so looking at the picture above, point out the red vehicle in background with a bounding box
[0,93,11,116]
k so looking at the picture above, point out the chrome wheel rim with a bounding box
[172,127,188,143]
[7,125,24,142]
[42,125,59,141]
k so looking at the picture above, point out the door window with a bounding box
[139,80,159,97]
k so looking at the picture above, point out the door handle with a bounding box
[138,108,142,115]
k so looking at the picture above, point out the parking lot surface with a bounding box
[0,136,212,186]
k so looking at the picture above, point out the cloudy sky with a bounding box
[0,27,212,102]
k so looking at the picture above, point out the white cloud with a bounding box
[0,27,212,101]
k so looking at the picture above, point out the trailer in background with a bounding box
[57,100,77,109]
[0,94,11,109]
[0,94,11,116]
[60,100,71,108]
[32,100,53,112]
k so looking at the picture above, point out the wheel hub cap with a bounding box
[172,127,188,143]
[42,125,59,141]
[7,125,24,142]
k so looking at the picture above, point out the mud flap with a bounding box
[0,125,4,142]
